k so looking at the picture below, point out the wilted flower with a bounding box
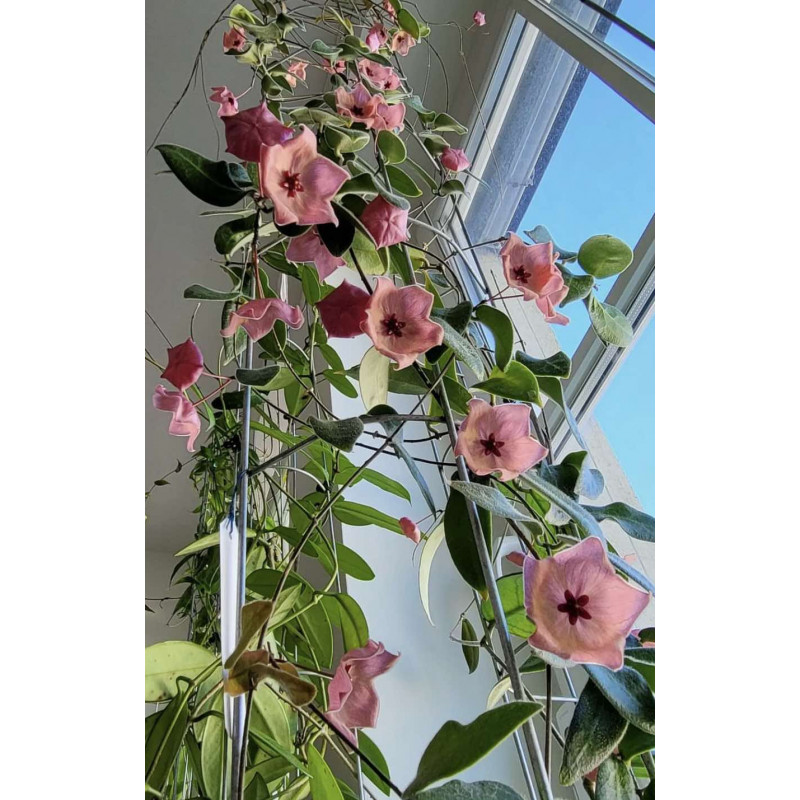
[360,195,408,248]
[500,233,569,325]
[523,537,650,670]
[391,30,415,55]
[286,228,345,282]
[454,398,548,481]
[357,59,401,91]
[152,385,202,452]
[223,102,293,163]
[334,82,383,128]
[399,517,421,543]
[317,281,371,338]
[322,58,346,75]
[361,277,444,369]
[259,126,350,226]
[473,11,487,27]
[366,23,389,52]
[326,639,399,745]
[223,26,248,54]
[440,147,470,172]
[220,298,304,341]
[286,60,308,88]
[209,86,239,118]
[161,338,204,391]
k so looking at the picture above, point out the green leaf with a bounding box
[409,781,524,800]
[438,319,485,379]
[596,756,637,800]
[418,523,445,625]
[578,235,634,279]
[450,481,531,521]
[214,215,276,255]
[309,416,364,452]
[354,468,411,502]
[184,284,240,301]
[297,599,334,668]
[358,731,392,796]
[200,701,224,800]
[288,106,343,127]
[479,574,536,638]
[359,346,390,409]
[339,172,380,198]
[332,499,403,534]
[397,8,421,39]
[461,618,480,674]
[307,745,345,800]
[221,302,248,366]
[440,179,466,195]
[524,224,578,261]
[557,263,595,305]
[345,228,389,275]
[236,365,280,387]
[146,693,191,793]
[432,113,468,135]
[174,528,256,557]
[211,390,265,411]
[475,306,513,370]
[406,93,437,124]
[325,125,370,155]
[311,39,342,60]
[444,480,492,593]
[585,665,655,734]
[584,502,655,543]
[385,165,422,198]
[224,600,274,669]
[430,301,472,334]
[473,362,541,404]
[377,129,407,164]
[404,702,543,796]
[617,725,655,763]
[539,450,604,500]
[325,369,359,398]
[560,680,628,785]
[320,593,369,651]
[587,295,634,347]
[156,144,251,206]
[514,350,571,378]
[334,542,375,581]
[252,682,293,749]
[145,642,217,702]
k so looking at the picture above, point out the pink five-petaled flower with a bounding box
[373,101,406,132]
[286,228,345,282]
[473,11,487,27]
[222,26,247,53]
[259,125,350,226]
[286,60,308,88]
[220,298,304,341]
[316,281,371,339]
[391,30,415,55]
[454,398,548,481]
[161,338,204,391]
[152,385,202,452]
[209,86,239,118]
[322,58,347,74]
[334,82,383,128]
[361,277,444,369]
[326,639,399,745]
[399,517,421,544]
[440,147,470,172]
[366,22,389,52]
[223,102,294,163]
[360,195,408,248]
[500,233,570,325]
[523,537,650,670]
[357,59,401,91]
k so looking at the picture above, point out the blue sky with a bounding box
[515,2,655,513]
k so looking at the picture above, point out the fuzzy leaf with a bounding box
[450,481,532,521]
[156,144,251,206]
[309,416,364,452]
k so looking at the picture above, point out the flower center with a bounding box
[557,590,591,626]
[512,264,531,284]
[381,314,406,337]
[280,171,304,197]
[351,105,365,116]
[479,433,505,457]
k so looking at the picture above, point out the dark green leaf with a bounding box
[145,693,191,793]
[584,502,655,543]
[450,481,531,521]
[617,725,655,764]
[440,179,465,195]
[156,144,251,206]
[409,781,524,800]
[560,680,628,785]
[596,756,637,800]
[184,284,240,301]
[320,593,369,651]
[625,647,655,665]
[475,306,513,370]
[311,39,342,60]
[431,301,472,334]
[444,480,492,593]
[479,574,535,638]
[236,366,280,387]
[385,165,422,197]
[438,319,485,379]
[578,235,634,279]
[339,172,380,198]
[473,362,541,405]
[404,702,543,796]
[358,731,391,796]
[332,499,402,533]
[377,129,407,164]
[211,390,265,411]
[524,224,578,261]
[557,263,595,305]
[539,451,604,500]
[325,369,359,398]
[461,618,480,674]
[514,350,571,379]
[214,214,273,255]
[587,295,633,347]
[519,654,546,674]
[317,204,356,256]
[585,665,655,734]
[308,416,364,452]
[334,542,375,581]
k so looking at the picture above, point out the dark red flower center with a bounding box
[479,433,505,456]
[557,590,591,626]
[352,105,366,116]
[381,314,406,337]
[512,264,531,284]
[280,171,304,197]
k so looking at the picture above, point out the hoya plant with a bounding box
[145,3,655,800]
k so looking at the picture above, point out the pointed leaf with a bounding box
[332,499,403,533]
[156,144,251,206]
[514,350,571,378]
[377,129,407,164]
[473,362,541,404]
[556,263,595,305]
[450,481,532,522]
[584,502,655,543]
[461,617,480,674]
[236,366,281,387]
[358,731,392,797]
[587,295,634,347]
[585,665,655,734]
[184,284,240,301]
[475,305,513,370]
[307,745,345,800]
[486,676,513,709]
[444,480,492,593]
[524,224,578,261]
[596,756,637,800]
[419,523,446,625]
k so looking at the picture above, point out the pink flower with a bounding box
[286,60,308,88]
[334,82,383,129]
[382,0,397,19]
[360,195,408,249]
[361,277,444,369]
[223,26,248,54]
[258,126,350,226]
[220,298,304,341]
[161,338,204,391]
[391,30,415,56]
[506,551,526,568]
[523,537,650,670]
[373,102,406,132]
[440,147,470,172]
[473,11,487,27]
[223,102,294,163]
[399,517,421,544]
[209,86,239,118]
[286,228,345,282]
[454,398,548,481]
[326,639,399,745]
[152,385,202,452]
[316,281,371,338]
[500,233,570,325]
[357,59,400,91]
[366,23,389,52]
[322,59,346,75]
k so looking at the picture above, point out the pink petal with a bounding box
[360,196,409,249]
[399,517,421,543]
[317,281,371,338]
[152,385,201,452]
[209,86,238,118]
[441,147,470,171]
[161,338,204,391]
[286,229,345,281]
[221,298,304,341]
[224,103,294,163]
